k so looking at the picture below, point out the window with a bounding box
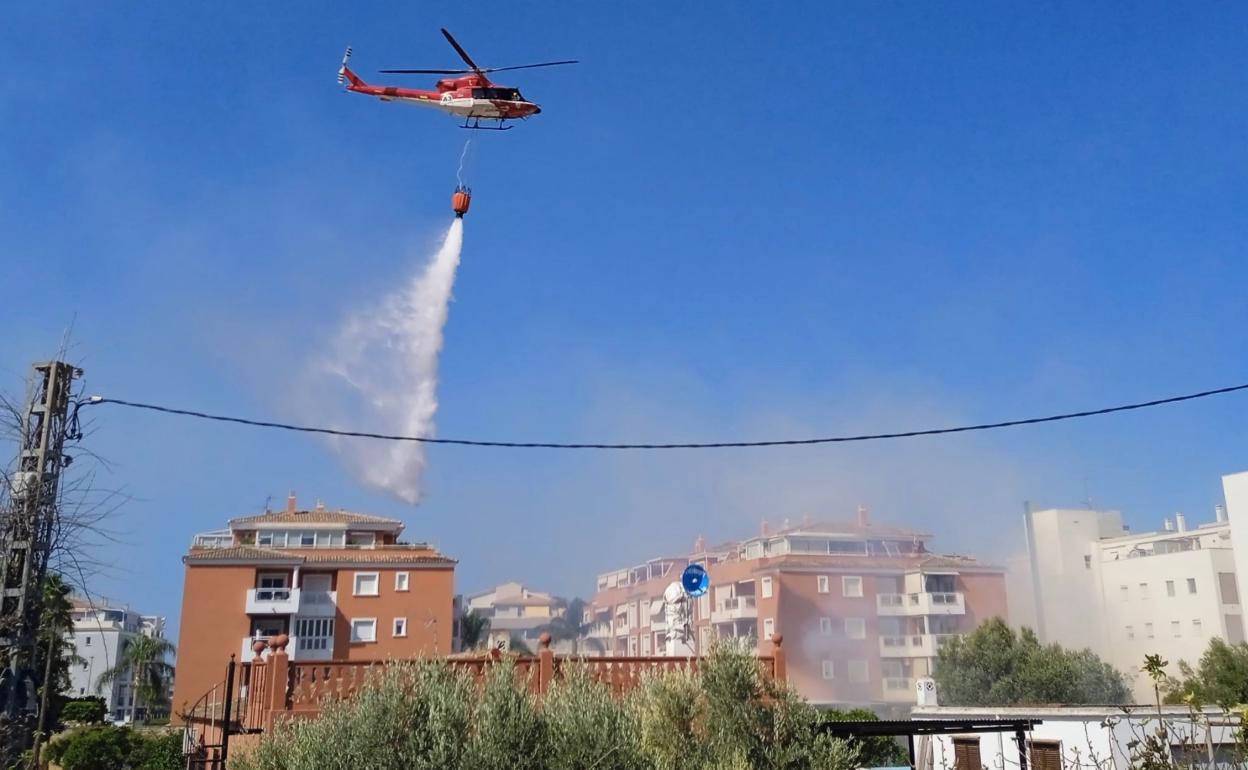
[763,618,774,640]
[1084,555,1091,569]
[395,572,410,592]
[1029,741,1062,770]
[848,660,869,683]
[761,576,773,599]
[350,618,377,643]
[1120,585,1129,600]
[393,618,407,637]
[1145,622,1154,638]
[845,617,866,640]
[1219,573,1239,604]
[294,618,334,650]
[1193,619,1203,637]
[258,532,273,546]
[821,660,835,680]
[1139,582,1149,598]
[842,576,863,598]
[300,531,315,547]
[353,572,379,596]
[1188,578,1198,595]
[85,637,91,646]
[258,573,288,589]
[347,531,376,548]
[1126,625,1134,640]
[819,617,833,635]
[953,738,981,770]
[1172,621,1181,638]
[817,575,829,594]
[1166,580,1176,597]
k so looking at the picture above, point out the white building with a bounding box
[1025,477,1247,701]
[66,597,170,723]
[915,704,1243,770]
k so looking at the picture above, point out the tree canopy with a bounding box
[934,618,1129,706]
[1163,638,1248,707]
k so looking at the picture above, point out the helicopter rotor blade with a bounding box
[480,60,579,74]
[379,68,472,75]
[441,28,482,74]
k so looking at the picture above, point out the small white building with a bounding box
[915,705,1243,770]
[65,597,169,723]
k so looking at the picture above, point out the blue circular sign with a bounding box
[681,563,710,597]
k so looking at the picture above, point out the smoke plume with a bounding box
[313,219,464,504]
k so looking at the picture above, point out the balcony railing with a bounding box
[711,596,758,624]
[879,633,961,657]
[246,588,300,615]
[883,676,914,692]
[876,592,965,616]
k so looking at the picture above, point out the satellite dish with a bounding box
[681,564,710,597]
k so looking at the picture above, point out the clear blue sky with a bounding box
[3,3,1247,642]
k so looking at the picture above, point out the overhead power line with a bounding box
[81,381,1248,450]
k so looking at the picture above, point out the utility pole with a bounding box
[0,361,81,761]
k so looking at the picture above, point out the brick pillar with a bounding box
[537,632,555,695]
[265,636,291,730]
[771,634,786,683]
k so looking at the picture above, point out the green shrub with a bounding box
[60,698,107,724]
[235,647,860,770]
[57,726,133,770]
[466,659,545,770]
[543,663,643,770]
[128,730,183,770]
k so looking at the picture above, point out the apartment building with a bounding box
[171,495,456,718]
[588,509,1007,707]
[465,582,562,649]
[1027,483,1246,701]
[66,598,170,722]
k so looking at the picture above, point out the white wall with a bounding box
[1097,547,1238,700]
[1029,509,1124,649]
[920,707,1241,770]
[1222,471,1248,643]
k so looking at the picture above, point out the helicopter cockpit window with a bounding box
[472,87,521,101]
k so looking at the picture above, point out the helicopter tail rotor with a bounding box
[337,46,354,86]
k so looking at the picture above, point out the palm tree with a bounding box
[541,597,604,655]
[96,633,175,724]
[459,609,490,650]
[32,574,82,767]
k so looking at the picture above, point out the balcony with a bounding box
[246,588,300,615]
[876,592,965,616]
[879,633,960,657]
[587,621,613,639]
[711,596,758,624]
[883,677,914,695]
[297,590,337,618]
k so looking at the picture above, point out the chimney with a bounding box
[1163,517,1174,532]
[286,491,297,515]
[1216,504,1227,523]
[314,499,326,512]
[1174,513,1187,533]
[760,519,770,536]
[856,505,870,528]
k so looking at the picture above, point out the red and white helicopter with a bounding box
[337,29,577,130]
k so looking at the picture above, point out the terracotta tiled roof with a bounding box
[228,509,402,527]
[185,546,304,562]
